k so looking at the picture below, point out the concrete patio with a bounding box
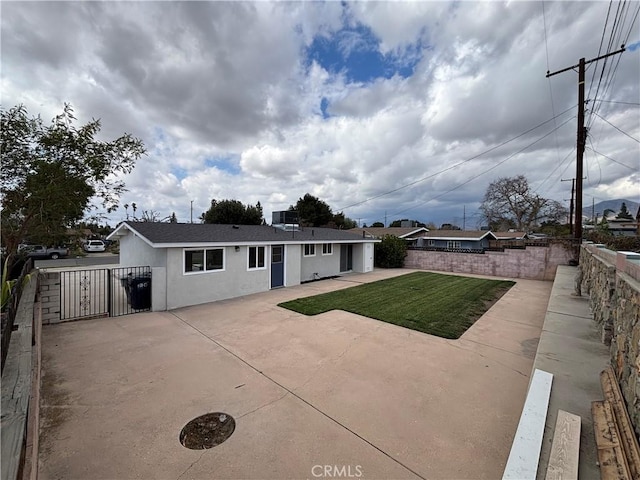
[38,269,552,479]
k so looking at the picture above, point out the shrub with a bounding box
[374,235,407,268]
[584,231,640,253]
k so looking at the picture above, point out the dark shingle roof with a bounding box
[110,222,374,246]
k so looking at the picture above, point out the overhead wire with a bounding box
[534,147,576,196]
[588,1,637,131]
[586,147,637,170]
[338,104,576,212]
[587,0,626,129]
[388,115,576,218]
[586,137,603,188]
[594,100,640,106]
[541,1,563,169]
[592,111,640,143]
[587,0,613,102]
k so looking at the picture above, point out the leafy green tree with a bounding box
[202,199,263,225]
[330,212,357,229]
[389,219,426,228]
[539,220,570,237]
[370,222,384,227]
[616,202,633,220]
[440,223,461,230]
[374,235,407,268]
[291,193,333,227]
[1,104,145,256]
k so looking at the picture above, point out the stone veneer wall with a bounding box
[405,242,573,280]
[581,244,640,438]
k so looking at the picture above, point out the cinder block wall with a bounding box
[581,244,640,439]
[405,243,573,280]
[38,272,61,325]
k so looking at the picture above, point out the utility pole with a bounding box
[561,178,575,235]
[190,200,193,224]
[463,205,466,230]
[546,47,625,242]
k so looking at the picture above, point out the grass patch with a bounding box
[278,272,515,339]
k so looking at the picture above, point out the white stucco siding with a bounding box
[165,246,270,310]
[118,232,166,267]
[285,245,301,287]
[300,245,341,281]
[352,244,369,273]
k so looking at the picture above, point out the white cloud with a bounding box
[2,1,638,229]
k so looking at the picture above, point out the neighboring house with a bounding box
[606,218,638,237]
[414,230,497,252]
[108,221,378,310]
[349,227,429,246]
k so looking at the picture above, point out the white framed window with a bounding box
[248,246,266,270]
[427,240,435,246]
[447,241,462,249]
[322,243,333,255]
[184,248,224,274]
[303,244,316,256]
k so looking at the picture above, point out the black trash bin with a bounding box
[128,276,151,310]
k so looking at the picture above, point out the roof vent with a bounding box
[232,225,240,229]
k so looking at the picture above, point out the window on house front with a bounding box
[304,244,316,256]
[447,241,462,249]
[322,243,332,255]
[248,246,266,270]
[185,248,224,273]
[428,240,435,246]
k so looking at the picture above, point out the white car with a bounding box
[84,240,106,252]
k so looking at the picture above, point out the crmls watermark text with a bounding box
[311,465,363,478]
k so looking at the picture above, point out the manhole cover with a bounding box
[179,412,235,450]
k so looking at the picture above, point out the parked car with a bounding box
[18,244,69,260]
[84,240,106,252]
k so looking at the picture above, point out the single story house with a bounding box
[108,222,378,310]
[415,230,497,252]
[348,227,429,246]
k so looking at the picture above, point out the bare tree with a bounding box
[480,175,567,231]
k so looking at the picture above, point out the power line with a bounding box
[587,0,613,102]
[592,111,640,143]
[389,115,576,218]
[587,147,637,170]
[534,147,576,196]
[337,105,576,212]
[541,1,563,170]
[593,100,640,106]
[585,139,603,188]
[587,1,637,131]
[623,2,640,45]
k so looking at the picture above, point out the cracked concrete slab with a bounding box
[39,268,551,479]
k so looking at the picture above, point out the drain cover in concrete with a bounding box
[179,412,235,450]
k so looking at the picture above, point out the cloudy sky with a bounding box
[2,1,639,228]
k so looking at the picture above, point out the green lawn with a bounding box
[278,272,515,339]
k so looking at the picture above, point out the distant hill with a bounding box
[582,199,639,220]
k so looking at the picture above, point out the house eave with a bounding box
[149,238,380,249]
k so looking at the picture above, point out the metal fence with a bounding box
[60,266,151,321]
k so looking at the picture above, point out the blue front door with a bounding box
[271,245,284,288]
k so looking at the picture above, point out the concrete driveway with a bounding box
[39,269,552,480]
